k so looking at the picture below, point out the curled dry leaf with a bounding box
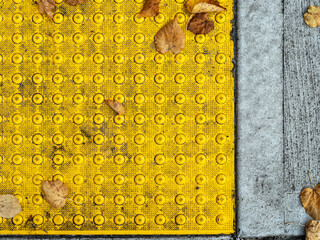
[38,0,56,19]
[65,0,89,6]
[42,180,68,209]
[300,183,320,220]
[304,6,320,28]
[185,0,225,14]
[0,195,22,219]
[187,13,214,35]
[105,100,125,115]
[155,18,185,54]
[139,0,160,18]
[306,220,320,240]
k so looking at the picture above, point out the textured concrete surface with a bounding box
[283,0,320,236]
[236,0,285,238]
[238,0,320,238]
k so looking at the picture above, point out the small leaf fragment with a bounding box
[42,180,68,209]
[38,0,56,19]
[139,0,160,18]
[306,220,320,240]
[105,100,125,115]
[0,195,22,219]
[65,0,89,6]
[300,183,320,220]
[155,18,185,54]
[185,0,225,14]
[304,6,320,28]
[187,13,214,35]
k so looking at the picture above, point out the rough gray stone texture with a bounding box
[283,0,320,236]
[238,0,320,237]
[237,0,284,238]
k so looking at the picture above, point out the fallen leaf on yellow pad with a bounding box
[185,0,225,14]
[65,0,89,6]
[0,195,22,219]
[306,220,320,240]
[38,0,55,19]
[304,6,320,28]
[187,13,214,35]
[105,100,125,115]
[140,0,160,17]
[155,18,185,54]
[300,183,320,220]
[42,180,68,209]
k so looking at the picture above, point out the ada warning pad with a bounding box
[0,0,234,235]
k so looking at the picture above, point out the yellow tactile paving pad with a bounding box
[0,0,234,235]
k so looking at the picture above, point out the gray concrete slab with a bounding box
[236,0,285,238]
[283,0,320,236]
[238,0,320,237]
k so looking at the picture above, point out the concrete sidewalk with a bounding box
[238,0,320,238]
[2,0,318,239]
[236,0,286,237]
[237,0,285,237]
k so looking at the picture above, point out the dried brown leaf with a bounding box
[306,220,320,240]
[42,180,68,209]
[187,13,214,35]
[155,18,185,54]
[38,0,55,19]
[65,0,89,6]
[105,100,125,115]
[139,0,160,17]
[0,195,22,219]
[300,183,320,220]
[304,6,320,28]
[185,0,225,14]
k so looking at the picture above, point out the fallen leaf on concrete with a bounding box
[105,100,125,115]
[65,0,89,6]
[187,13,214,35]
[38,0,55,19]
[306,220,320,240]
[140,0,160,17]
[300,183,320,220]
[155,18,185,54]
[0,195,22,218]
[185,0,225,14]
[304,6,320,28]
[42,180,68,209]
